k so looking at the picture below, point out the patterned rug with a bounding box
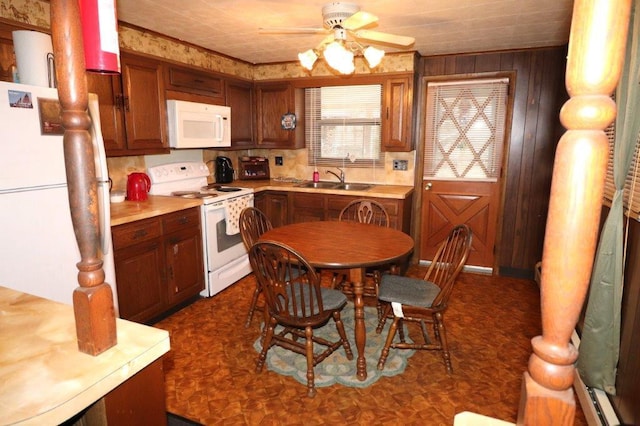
[253,303,414,388]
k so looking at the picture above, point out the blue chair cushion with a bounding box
[378,274,440,308]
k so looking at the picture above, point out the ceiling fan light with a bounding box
[298,49,318,70]
[323,41,355,74]
[363,46,385,68]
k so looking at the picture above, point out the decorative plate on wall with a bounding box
[281,112,296,130]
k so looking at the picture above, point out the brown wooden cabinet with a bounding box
[87,53,168,157]
[112,207,204,323]
[382,77,413,152]
[285,191,413,234]
[255,82,304,149]
[254,191,289,228]
[162,208,204,306]
[165,64,224,102]
[225,78,255,148]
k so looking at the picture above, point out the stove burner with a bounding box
[217,187,242,192]
[200,184,243,193]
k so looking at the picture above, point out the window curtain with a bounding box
[577,1,640,395]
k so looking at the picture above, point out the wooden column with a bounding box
[517,0,631,424]
[50,0,117,355]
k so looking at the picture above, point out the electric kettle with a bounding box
[126,172,151,201]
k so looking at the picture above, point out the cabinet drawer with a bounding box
[292,193,325,209]
[162,207,201,234]
[112,217,162,250]
[167,67,224,97]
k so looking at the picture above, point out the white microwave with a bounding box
[167,99,231,149]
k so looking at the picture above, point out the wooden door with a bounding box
[226,78,255,148]
[420,77,510,268]
[421,180,498,267]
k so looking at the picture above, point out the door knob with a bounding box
[425,182,433,191]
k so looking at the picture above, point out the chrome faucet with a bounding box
[326,167,345,183]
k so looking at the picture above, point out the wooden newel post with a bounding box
[517,0,631,424]
[50,0,117,355]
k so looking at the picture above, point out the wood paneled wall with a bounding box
[419,47,568,277]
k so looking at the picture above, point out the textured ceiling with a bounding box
[116,0,575,65]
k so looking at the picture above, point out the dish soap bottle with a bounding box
[313,167,319,182]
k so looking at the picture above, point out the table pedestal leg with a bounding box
[349,267,367,381]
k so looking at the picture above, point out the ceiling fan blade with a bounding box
[258,27,327,35]
[341,11,378,31]
[353,30,415,47]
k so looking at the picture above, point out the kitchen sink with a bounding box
[295,181,374,191]
[296,181,339,189]
[333,183,373,191]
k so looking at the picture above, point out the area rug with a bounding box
[253,303,414,388]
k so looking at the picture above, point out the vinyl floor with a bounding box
[154,266,588,426]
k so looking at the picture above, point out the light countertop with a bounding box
[110,181,414,226]
[110,196,203,227]
[0,286,170,425]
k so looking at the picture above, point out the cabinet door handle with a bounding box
[178,216,189,225]
[115,94,124,110]
[425,182,433,191]
[133,229,148,239]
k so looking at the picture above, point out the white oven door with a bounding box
[201,195,254,296]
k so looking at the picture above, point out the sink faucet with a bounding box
[326,167,345,183]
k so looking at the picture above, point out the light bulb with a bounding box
[363,46,385,68]
[298,49,318,70]
[323,41,355,75]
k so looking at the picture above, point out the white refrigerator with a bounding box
[0,81,118,312]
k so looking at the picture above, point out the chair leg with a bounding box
[245,282,262,328]
[332,311,354,360]
[377,316,400,370]
[376,303,392,334]
[256,316,276,373]
[435,312,453,374]
[304,326,316,398]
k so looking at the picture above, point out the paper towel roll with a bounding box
[12,30,56,87]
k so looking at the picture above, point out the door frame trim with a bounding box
[412,70,517,273]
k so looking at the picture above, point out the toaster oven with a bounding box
[238,156,270,180]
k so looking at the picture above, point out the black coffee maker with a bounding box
[215,156,234,183]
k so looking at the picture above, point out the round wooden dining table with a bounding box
[259,220,414,381]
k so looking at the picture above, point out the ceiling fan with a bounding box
[259,2,415,74]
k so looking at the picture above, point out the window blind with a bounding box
[305,85,384,168]
[603,119,640,220]
[423,78,508,181]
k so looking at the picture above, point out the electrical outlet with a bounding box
[275,156,283,166]
[393,159,408,171]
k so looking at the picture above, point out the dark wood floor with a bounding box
[155,266,587,425]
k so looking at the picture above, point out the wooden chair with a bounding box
[250,241,353,398]
[376,224,472,374]
[331,199,394,318]
[239,207,273,328]
[338,199,390,227]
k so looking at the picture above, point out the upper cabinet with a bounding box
[255,82,304,149]
[87,53,168,157]
[165,64,225,105]
[225,78,255,148]
[382,77,413,152]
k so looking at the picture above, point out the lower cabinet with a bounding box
[292,192,413,233]
[112,207,204,323]
[255,191,289,228]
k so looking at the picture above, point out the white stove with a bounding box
[147,161,252,203]
[147,162,254,298]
